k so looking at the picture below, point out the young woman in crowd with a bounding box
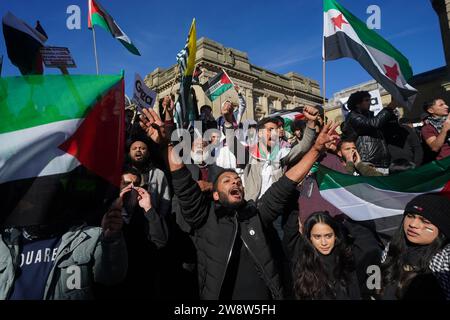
[378,193,450,299]
[284,211,361,299]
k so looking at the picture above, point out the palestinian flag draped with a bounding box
[316,157,450,239]
[88,0,140,56]
[201,70,233,102]
[0,74,125,227]
[323,0,417,108]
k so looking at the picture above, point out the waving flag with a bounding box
[2,12,47,75]
[88,0,140,56]
[323,0,417,108]
[316,157,450,239]
[174,18,197,128]
[176,18,197,77]
[0,74,125,227]
[201,70,233,102]
[268,107,305,135]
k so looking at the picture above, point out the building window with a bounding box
[254,95,262,106]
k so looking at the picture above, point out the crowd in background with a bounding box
[2,88,450,300]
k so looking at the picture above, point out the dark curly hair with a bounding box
[347,91,371,111]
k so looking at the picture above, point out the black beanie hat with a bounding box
[404,193,450,239]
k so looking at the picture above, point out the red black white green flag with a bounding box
[0,74,125,227]
[88,0,140,56]
[2,12,48,75]
[323,0,417,108]
[201,71,233,102]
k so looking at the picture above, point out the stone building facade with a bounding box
[144,37,323,121]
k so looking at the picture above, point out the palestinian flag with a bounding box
[2,11,47,75]
[323,0,417,108]
[0,74,125,227]
[201,71,233,102]
[88,0,140,56]
[316,157,450,239]
[268,107,305,135]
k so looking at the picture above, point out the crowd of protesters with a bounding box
[1,88,450,300]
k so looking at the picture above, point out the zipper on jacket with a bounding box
[241,236,279,299]
[218,213,238,297]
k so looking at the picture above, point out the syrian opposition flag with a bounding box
[88,0,140,56]
[323,0,417,108]
[201,70,233,102]
[2,11,48,75]
[0,74,125,227]
[316,157,450,239]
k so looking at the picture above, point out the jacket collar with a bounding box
[354,108,373,117]
[214,200,258,221]
[3,224,90,254]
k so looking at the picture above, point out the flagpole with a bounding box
[322,57,326,107]
[92,26,99,75]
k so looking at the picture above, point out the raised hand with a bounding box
[197,180,213,193]
[135,187,152,212]
[139,108,167,144]
[443,115,450,132]
[303,105,319,122]
[386,100,398,110]
[313,121,340,152]
[352,149,362,164]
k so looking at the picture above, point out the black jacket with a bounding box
[172,163,221,233]
[385,123,423,166]
[343,108,396,168]
[283,210,362,300]
[171,166,298,300]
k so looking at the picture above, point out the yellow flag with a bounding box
[185,18,196,76]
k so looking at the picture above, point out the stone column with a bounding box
[433,0,450,67]
[262,95,269,116]
[243,88,254,121]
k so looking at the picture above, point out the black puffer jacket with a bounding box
[343,108,396,168]
[171,166,297,300]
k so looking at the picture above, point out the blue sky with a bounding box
[0,0,446,99]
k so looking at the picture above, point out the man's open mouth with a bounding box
[229,188,242,199]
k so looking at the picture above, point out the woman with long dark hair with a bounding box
[379,193,450,299]
[284,211,361,299]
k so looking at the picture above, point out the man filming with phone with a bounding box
[98,167,168,299]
